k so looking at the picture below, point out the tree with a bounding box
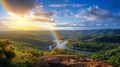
[0,39,15,67]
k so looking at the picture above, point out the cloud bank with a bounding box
[75,6,120,21]
[3,0,38,15]
[53,6,120,28]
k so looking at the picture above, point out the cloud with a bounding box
[30,18,54,23]
[30,11,57,22]
[1,0,55,26]
[49,4,87,8]
[0,20,9,29]
[55,22,86,27]
[63,10,74,18]
[2,0,38,15]
[56,6,120,28]
[73,6,120,21]
[0,21,3,26]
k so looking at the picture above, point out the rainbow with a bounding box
[51,30,61,45]
[0,0,61,44]
[1,0,12,12]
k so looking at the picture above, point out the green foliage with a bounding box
[66,30,120,66]
[67,41,120,52]
[90,35,120,43]
[0,31,53,50]
[0,39,45,67]
[44,48,75,56]
[90,46,120,66]
[12,47,44,67]
[0,30,120,67]
[51,48,68,55]
[0,39,15,67]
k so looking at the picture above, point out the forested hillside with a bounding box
[0,29,120,67]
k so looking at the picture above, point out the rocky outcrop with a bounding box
[36,55,113,67]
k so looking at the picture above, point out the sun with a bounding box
[7,13,55,30]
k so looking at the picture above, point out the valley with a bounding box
[0,29,120,67]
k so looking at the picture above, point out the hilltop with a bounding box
[36,55,113,67]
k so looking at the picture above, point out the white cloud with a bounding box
[49,4,87,8]
[62,6,120,22]
[75,6,120,21]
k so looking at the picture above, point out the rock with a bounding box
[36,55,113,67]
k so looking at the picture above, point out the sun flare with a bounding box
[5,12,55,30]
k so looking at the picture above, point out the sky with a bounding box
[0,0,120,30]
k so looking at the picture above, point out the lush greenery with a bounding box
[0,30,120,67]
[0,40,15,67]
[66,29,120,66]
[90,46,120,66]
[0,31,53,50]
[0,39,76,67]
